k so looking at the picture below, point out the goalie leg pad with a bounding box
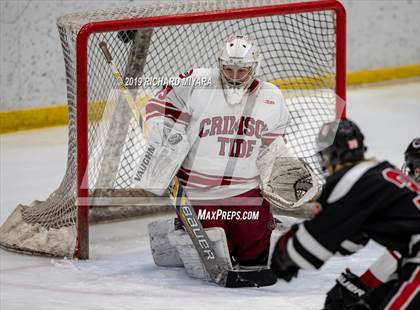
[148,218,183,267]
[168,227,232,280]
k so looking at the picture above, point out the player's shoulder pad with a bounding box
[257,81,285,104]
[327,160,380,204]
[259,80,283,93]
[257,82,285,109]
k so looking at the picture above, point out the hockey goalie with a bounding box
[136,35,319,282]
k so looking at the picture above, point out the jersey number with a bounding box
[382,168,420,209]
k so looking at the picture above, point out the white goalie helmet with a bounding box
[218,35,261,105]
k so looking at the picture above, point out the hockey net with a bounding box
[0,0,345,258]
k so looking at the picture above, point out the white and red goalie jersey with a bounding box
[145,68,290,200]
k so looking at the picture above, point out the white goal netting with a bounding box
[0,0,344,258]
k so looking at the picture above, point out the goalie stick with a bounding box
[99,41,277,288]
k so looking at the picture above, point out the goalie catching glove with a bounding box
[256,137,320,210]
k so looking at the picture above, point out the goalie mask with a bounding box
[218,35,260,105]
[402,137,420,183]
[316,119,366,173]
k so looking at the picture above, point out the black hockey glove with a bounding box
[270,225,300,282]
[323,269,371,310]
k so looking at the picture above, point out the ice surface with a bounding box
[1,81,419,310]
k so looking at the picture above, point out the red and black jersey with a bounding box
[287,160,420,270]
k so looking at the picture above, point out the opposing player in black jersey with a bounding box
[403,137,420,183]
[270,119,420,310]
[322,137,420,309]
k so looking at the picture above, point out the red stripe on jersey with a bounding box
[261,134,285,146]
[177,169,252,187]
[261,137,275,146]
[178,177,207,189]
[149,98,178,110]
[360,248,400,288]
[145,100,191,124]
[146,110,178,124]
[385,266,420,310]
[388,248,402,260]
[263,132,284,137]
[248,79,260,94]
[360,269,384,288]
[179,166,258,182]
[178,167,258,188]
[146,112,162,119]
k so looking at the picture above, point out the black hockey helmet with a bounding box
[316,119,366,172]
[403,137,420,182]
